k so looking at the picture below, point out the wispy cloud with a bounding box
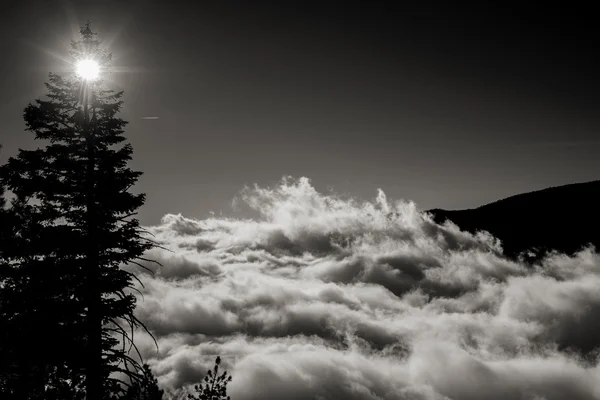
[522,140,600,148]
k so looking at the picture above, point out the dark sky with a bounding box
[1,1,598,225]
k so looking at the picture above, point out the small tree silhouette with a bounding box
[120,363,164,400]
[188,356,232,400]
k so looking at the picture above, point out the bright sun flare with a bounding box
[75,59,100,80]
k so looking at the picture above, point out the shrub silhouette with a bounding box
[188,356,232,400]
[119,363,164,400]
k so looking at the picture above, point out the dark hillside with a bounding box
[428,181,600,259]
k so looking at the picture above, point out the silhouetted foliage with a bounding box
[0,23,159,399]
[188,357,233,400]
[119,364,164,400]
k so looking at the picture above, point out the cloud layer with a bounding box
[131,177,600,400]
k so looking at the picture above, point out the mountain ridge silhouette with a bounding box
[428,180,600,260]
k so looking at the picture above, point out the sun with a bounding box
[75,59,100,80]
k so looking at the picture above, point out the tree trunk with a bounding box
[84,97,103,400]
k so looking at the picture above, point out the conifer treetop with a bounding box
[69,21,112,88]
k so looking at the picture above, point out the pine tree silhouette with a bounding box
[0,23,160,399]
[188,357,233,400]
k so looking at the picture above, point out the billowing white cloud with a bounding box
[130,177,600,399]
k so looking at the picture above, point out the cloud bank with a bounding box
[131,177,600,400]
